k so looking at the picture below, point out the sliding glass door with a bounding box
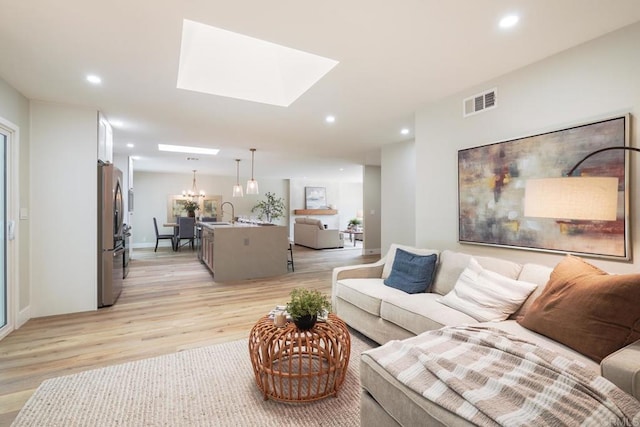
[0,133,5,330]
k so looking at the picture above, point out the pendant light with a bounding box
[246,148,259,195]
[182,170,205,198]
[232,159,244,197]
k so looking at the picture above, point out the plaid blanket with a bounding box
[368,325,640,426]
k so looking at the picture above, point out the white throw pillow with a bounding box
[439,257,538,322]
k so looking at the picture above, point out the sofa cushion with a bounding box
[295,217,324,229]
[489,320,598,370]
[335,278,408,317]
[360,354,478,427]
[511,263,553,319]
[380,293,478,335]
[381,244,440,279]
[518,255,640,362]
[439,258,538,322]
[383,249,437,294]
[431,250,523,296]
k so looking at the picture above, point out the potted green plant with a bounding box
[348,217,362,230]
[286,287,331,330]
[183,200,200,217]
[251,192,286,223]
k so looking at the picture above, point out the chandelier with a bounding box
[183,170,205,198]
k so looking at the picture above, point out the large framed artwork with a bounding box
[458,115,630,259]
[167,196,192,222]
[202,196,222,220]
[305,187,327,209]
[167,195,222,222]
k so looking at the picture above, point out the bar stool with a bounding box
[287,240,295,272]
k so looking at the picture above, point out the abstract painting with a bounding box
[458,115,629,259]
[305,187,327,209]
[167,196,193,222]
[167,195,222,222]
[202,196,222,220]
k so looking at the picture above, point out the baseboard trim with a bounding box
[362,248,381,255]
[17,305,31,328]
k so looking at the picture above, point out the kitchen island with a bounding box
[198,222,288,281]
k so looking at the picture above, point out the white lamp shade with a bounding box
[232,184,244,198]
[524,177,619,221]
[246,179,259,195]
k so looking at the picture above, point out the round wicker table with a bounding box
[248,313,351,402]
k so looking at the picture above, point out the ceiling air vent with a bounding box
[463,88,497,117]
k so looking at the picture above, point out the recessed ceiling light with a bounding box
[158,144,220,155]
[177,19,339,107]
[326,115,336,123]
[499,14,519,29]
[400,128,410,135]
[126,143,134,148]
[86,74,102,84]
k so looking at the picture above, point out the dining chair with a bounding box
[175,217,196,251]
[153,217,175,252]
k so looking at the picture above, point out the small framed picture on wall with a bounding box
[305,187,327,209]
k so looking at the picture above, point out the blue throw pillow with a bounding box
[383,249,437,294]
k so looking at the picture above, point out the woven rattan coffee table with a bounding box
[248,313,351,402]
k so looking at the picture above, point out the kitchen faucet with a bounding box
[220,201,235,223]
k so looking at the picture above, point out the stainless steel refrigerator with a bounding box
[98,161,125,307]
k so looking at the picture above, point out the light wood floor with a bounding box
[0,244,378,425]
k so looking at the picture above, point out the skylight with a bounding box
[158,144,220,155]
[176,19,339,107]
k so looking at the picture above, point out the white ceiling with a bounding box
[2,1,640,183]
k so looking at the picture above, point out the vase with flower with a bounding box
[183,200,200,218]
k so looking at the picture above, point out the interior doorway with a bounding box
[0,132,5,331]
[0,117,19,340]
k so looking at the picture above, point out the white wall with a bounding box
[132,171,289,247]
[381,139,415,253]
[363,165,381,254]
[30,101,98,316]
[340,184,363,228]
[408,22,640,273]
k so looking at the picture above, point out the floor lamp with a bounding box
[524,146,638,221]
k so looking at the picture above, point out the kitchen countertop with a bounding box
[199,221,278,229]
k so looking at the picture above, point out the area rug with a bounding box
[12,331,375,427]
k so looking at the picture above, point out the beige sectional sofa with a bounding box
[332,244,640,426]
[294,217,344,249]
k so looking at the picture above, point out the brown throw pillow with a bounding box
[518,255,640,362]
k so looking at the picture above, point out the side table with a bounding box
[341,229,363,247]
[248,313,351,402]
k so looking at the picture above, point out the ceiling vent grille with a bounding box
[463,88,497,117]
